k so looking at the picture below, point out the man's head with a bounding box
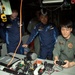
[60,20,73,39]
[10,9,18,20]
[39,9,48,25]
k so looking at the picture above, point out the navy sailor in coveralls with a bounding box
[23,9,58,59]
[6,10,24,54]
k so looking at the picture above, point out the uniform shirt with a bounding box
[53,33,75,62]
[5,17,24,53]
[6,17,20,45]
[27,17,40,33]
[26,23,58,49]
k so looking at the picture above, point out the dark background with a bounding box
[9,0,75,32]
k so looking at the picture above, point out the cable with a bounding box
[7,0,23,66]
[53,4,63,11]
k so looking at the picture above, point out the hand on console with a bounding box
[56,60,66,66]
[61,60,75,68]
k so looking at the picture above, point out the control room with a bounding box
[0,0,75,75]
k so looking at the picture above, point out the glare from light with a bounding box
[43,0,64,4]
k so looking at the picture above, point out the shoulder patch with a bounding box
[68,43,73,49]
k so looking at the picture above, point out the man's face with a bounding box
[61,27,72,39]
[11,11,18,19]
[40,15,48,25]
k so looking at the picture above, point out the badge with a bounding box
[68,43,73,48]
[6,24,12,28]
[59,41,64,45]
[38,26,43,31]
[50,26,54,29]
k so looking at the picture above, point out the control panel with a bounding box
[0,53,65,75]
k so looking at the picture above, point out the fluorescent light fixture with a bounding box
[43,0,64,4]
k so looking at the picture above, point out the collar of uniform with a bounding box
[65,33,74,42]
[9,17,19,22]
[68,33,74,42]
[61,33,73,42]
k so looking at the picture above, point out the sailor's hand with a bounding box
[22,44,28,48]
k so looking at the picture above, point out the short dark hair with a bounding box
[60,19,73,28]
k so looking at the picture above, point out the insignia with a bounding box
[68,43,73,48]
[59,41,64,45]
[6,24,12,28]
[50,26,54,29]
[38,26,43,31]
[46,26,54,31]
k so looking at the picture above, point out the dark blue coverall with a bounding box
[26,23,58,59]
[0,23,6,42]
[6,17,24,54]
